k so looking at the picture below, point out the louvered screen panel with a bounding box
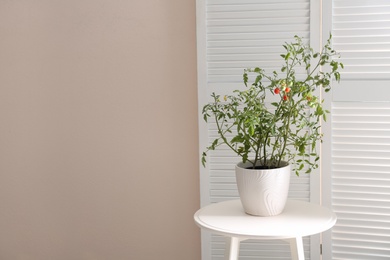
[331,102,390,260]
[205,0,312,203]
[333,0,390,80]
[204,0,312,259]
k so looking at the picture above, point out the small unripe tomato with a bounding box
[274,88,280,94]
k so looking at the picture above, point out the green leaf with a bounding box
[243,73,248,86]
[201,152,207,167]
[299,144,305,154]
[254,75,262,85]
[249,124,255,136]
[335,72,340,82]
[231,135,243,144]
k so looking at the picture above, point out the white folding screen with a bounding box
[322,0,390,259]
[196,0,321,259]
[328,103,390,260]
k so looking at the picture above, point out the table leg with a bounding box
[288,237,305,260]
[224,237,241,260]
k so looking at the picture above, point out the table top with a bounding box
[194,200,337,239]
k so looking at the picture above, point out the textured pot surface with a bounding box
[235,161,291,216]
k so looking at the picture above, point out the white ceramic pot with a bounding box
[235,160,290,216]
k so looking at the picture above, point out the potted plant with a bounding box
[201,35,343,216]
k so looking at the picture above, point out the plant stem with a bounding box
[270,135,280,163]
[263,132,269,166]
[214,114,240,156]
[278,103,293,166]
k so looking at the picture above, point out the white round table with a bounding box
[194,199,336,260]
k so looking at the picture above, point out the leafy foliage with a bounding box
[202,35,343,176]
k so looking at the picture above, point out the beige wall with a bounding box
[0,1,200,259]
